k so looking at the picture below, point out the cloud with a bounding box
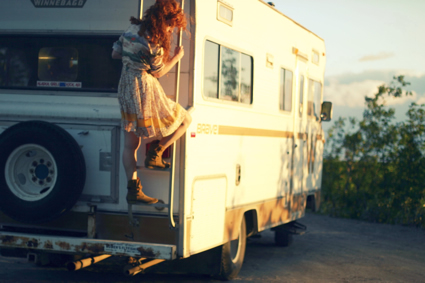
[416,96,425,105]
[324,79,385,107]
[324,70,395,86]
[394,70,425,78]
[359,52,395,62]
[324,70,424,107]
[323,71,425,129]
[325,79,417,107]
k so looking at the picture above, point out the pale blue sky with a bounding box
[273,0,425,123]
[274,0,425,75]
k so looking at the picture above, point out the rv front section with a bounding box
[0,0,327,277]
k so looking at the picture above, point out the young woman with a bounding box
[111,0,192,204]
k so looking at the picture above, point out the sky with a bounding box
[273,0,425,128]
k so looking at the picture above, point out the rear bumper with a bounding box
[0,231,176,260]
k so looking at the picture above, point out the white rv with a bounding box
[0,0,332,279]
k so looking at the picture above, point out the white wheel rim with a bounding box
[5,144,58,202]
[230,231,242,263]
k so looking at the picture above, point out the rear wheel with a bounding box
[218,216,246,280]
[0,121,86,224]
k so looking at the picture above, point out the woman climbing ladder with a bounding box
[111,0,192,204]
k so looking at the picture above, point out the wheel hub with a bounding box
[35,164,49,180]
[5,144,57,201]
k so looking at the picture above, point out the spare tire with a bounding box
[0,121,86,224]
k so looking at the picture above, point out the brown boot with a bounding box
[126,178,158,204]
[144,140,170,169]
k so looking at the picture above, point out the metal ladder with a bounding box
[127,0,185,230]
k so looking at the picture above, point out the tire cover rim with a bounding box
[5,144,58,202]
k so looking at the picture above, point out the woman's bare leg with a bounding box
[123,131,141,180]
[159,112,192,150]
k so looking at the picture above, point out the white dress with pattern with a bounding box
[113,24,186,139]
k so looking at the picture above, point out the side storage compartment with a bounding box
[66,124,120,205]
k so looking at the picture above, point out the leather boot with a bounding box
[144,140,170,169]
[126,178,158,204]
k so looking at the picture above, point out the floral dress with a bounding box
[113,24,187,139]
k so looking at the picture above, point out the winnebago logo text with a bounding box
[31,0,87,8]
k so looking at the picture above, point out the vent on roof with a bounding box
[267,2,275,7]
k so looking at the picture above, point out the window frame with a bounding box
[202,39,254,106]
[299,75,305,118]
[307,77,323,121]
[217,0,234,27]
[0,33,122,96]
[312,49,320,65]
[279,66,294,113]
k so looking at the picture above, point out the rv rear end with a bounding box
[0,0,196,274]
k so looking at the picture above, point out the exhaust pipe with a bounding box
[124,259,165,276]
[67,254,111,271]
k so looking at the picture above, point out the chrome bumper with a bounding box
[0,231,176,260]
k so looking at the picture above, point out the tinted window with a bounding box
[38,47,78,82]
[308,79,314,117]
[203,40,253,104]
[0,35,121,93]
[299,75,304,117]
[308,79,322,120]
[240,54,252,104]
[203,41,220,99]
[221,46,240,102]
[314,81,322,119]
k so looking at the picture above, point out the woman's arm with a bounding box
[111,50,122,60]
[152,46,184,78]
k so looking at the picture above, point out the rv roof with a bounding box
[259,0,324,41]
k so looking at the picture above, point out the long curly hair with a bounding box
[130,0,187,63]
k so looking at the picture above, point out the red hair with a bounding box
[130,0,187,62]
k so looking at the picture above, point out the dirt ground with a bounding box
[1,212,424,282]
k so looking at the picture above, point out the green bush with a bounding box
[322,76,425,228]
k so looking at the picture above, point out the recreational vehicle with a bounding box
[0,0,332,279]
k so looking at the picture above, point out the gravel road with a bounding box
[1,213,424,282]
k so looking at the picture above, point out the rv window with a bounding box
[38,47,78,82]
[204,41,220,99]
[0,35,121,93]
[279,68,293,112]
[307,79,322,120]
[240,54,252,104]
[312,51,320,65]
[314,81,322,119]
[220,46,240,102]
[0,48,34,87]
[203,40,253,104]
[299,75,304,117]
[217,2,233,26]
[307,79,314,117]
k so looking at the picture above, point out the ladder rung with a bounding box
[136,165,171,171]
[129,202,169,208]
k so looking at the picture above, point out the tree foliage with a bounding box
[322,76,425,228]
